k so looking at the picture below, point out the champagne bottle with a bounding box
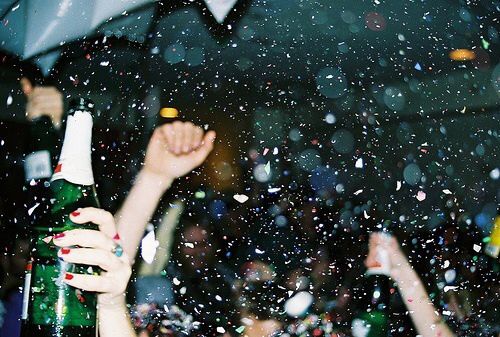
[23,115,60,227]
[20,98,100,337]
[352,232,391,337]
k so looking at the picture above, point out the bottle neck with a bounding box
[51,110,94,185]
[365,274,391,310]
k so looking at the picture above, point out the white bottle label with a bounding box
[21,264,32,320]
[24,150,52,180]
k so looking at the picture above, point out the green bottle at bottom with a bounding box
[20,181,100,337]
[351,274,391,337]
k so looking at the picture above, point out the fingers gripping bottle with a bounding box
[20,98,100,337]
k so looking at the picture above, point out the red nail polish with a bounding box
[64,273,74,280]
[53,233,65,239]
[113,233,120,241]
[71,211,80,217]
[61,248,71,255]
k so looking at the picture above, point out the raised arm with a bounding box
[368,233,455,337]
[115,121,216,262]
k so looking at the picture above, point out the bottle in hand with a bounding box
[20,98,100,337]
[351,232,392,337]
[23,115,60,228]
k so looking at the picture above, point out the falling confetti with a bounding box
[233,194,249,203]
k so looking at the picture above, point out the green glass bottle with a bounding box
[20,98,100,337]
[23,115,60,228]
[351,233,392,337]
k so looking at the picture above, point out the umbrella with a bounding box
[0,0,241,62]
[0,0,156,59]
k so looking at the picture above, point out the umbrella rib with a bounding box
[0,0,21,22]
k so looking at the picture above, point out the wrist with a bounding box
[98,293,127,312]
[390,259,413,283]
[138,168,174,192]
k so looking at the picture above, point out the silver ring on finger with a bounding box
[111,242,123,257]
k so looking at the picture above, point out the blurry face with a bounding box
[180,226,215,270]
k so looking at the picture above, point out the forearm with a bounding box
[98,297,136,337]
[115,169,172,262]
[394,263,455,337]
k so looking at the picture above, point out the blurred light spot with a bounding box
[331,129,355,154]
[449,49,475,61]
[403,163,421,186]
[164,43,186,64]
[316,67,348,99]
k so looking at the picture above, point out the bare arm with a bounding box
[370,234,455,337]
[98,297,137,337]
[115,121,216,262]
[392,259,455,337]
[115,169,172,263]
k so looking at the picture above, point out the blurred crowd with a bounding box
[0,61,499,337]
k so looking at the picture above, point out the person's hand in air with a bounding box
[20,77,63,128]
[143,121,216,184]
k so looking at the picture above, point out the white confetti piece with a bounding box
[355,158,363,168]
[27,203,40,216]
[396,181,402,191]
[264,161,271,175]
[416,191,426,201]
[6,94,13,106]
[363,210,370,219]
[263,147,269,155]
[443,189,452,194]
[141,231,159,264]
[353,189,363,195]
[444,286,459,292]
[473,244,481,252]
[255,248,265,254]
[268,187,281,193]
[233,194,249,203]
[273,147,278,155]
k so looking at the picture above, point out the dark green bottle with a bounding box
[20,98,100,337]
[23,115,60,228]
[351,234,392,337]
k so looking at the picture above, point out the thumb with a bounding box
[20,77,34,97]
[193,130,216,161]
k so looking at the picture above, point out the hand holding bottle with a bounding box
[20,77,63,128]
[366,232,410,282]
[51,207,136,337]
[142,121,216,184]
[367,233,456,337]
[50,207,131,307]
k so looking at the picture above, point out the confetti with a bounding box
[233,194,249,203]
[416,191,426,201]
[264,161,271,175]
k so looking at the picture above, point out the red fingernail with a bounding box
[53,233,65,239]
[61,248,71,255]
[64,273,74,280]
[113,233,120,241]
[71,211,80,217]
